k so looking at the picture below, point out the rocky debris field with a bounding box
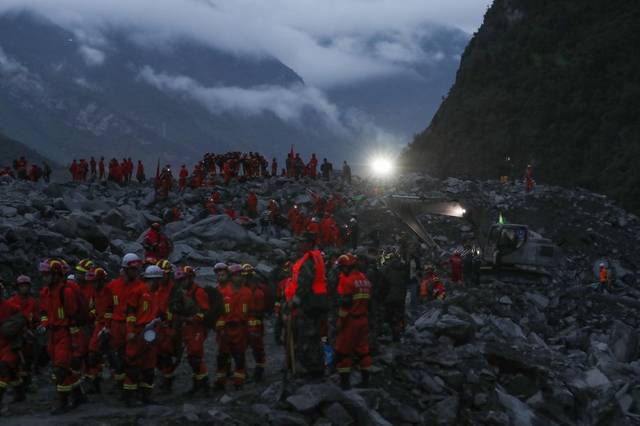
[1,173,639,425]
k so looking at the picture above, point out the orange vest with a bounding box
[291,250,327,296]
[599,267,608,284]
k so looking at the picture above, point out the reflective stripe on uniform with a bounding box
[57,384,72,392]
[126,316,137,323]
[123,383,138,390]
[353,293,370,300]
[113,295,119,305]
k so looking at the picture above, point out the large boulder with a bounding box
[608,320,638,363]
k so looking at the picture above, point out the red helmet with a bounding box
[337,254,357,267]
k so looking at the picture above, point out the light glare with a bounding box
[370,157,394,177]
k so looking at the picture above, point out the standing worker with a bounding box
[290,232,329,378]
[335,254,372,390]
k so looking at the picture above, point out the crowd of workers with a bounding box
[0,156,52,183]
[0,149,557,418]
[0,209,467,416]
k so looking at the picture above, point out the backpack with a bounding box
[259,283,275,314]
[202,286,224,330]
[60,284,91,326]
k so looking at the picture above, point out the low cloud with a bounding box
[0,45,28,74]
[0,0,489,88]
[78,45,105,66]
[139,66,343,128]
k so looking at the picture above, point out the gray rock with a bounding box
[499,296,513,305]
[490,317,526,341]
[322,402,354,425]
[525,292,549,309]
[50,217,78,238]
[432,396,459,425]
[496,388,536,426]
[1,206,17,217]
[608,320,638,363]
[102,209,125,228]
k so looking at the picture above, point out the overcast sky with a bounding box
[0,0,492,88]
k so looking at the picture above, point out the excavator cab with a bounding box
[483,224,558,273]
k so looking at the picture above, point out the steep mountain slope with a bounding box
[0,132,54,167]
[402,0,640,212]
[329,27,469,141]
[0,13,352,165]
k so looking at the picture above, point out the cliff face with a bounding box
[403,0,640,212]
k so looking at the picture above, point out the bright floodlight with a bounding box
[370,157,394,177]
[450,206,467,217]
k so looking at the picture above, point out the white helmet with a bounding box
[122,253,141,268]
[67,274,76,282]
[214,262,228,272]
[144,265,164,279]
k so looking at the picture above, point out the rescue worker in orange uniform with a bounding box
[335,254,373,389]
[247,191,258,218]
[449,251,463,284]
[8,275,38,391]
[306,217,321,246]
[180,266,210,395]
[214,264,252,391]
[106,253,144,393]
[290,231,329,378]
[419,265,446,301]
[214,263,231,291]
[179,165,189,191]
[38,259,84,414]
[154,259,180,393]
[0,281,26,406]
[75,259,95,374]
[320,212,338,247]
[242,264,266,382]
[599,263,609,291]
[85,267,113,394]
[122,265,161,406]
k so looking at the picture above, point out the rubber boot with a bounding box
[254,366,264,383]
[339,373,351,391]
[12,384,26,403]
[159,377,173,394]
[88,377,102,394]
[212,380,225,393]
[70,386,88,409]
[123,389,135,408]
[200,377,210,396]
[51,392,70,415]
[358,370,370,388]
[140,388,158,405]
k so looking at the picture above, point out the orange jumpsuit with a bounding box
[123,281,157,392]
[86,286,113,380]
[183,284,210,382]
[247,283,266,375]
[335,271,372,375]
[40,282,82,394]
[106,277,143,383]
[0,299,23,393]
[215,286,251,387]
[8,294,38,384]
[155,281,180,380]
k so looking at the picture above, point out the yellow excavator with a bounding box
[385,195,560,280]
